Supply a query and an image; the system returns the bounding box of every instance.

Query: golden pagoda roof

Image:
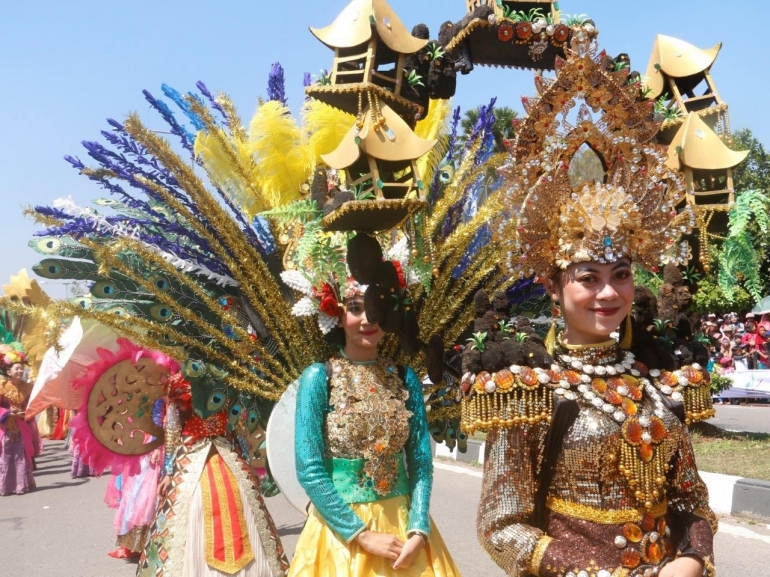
[645,35,722,99]
[322,104,436,169]
[665,113,748,172]
[310,0,427,54]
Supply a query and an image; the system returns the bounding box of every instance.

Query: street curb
[432,440,770,520]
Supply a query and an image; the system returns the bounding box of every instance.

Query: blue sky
[1,0,767,297]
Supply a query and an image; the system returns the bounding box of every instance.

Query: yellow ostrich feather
[248,100,313,209]
[194,129,263,219]
[1,269,53,376]
[415,99,452,183]
[302,99,355,162]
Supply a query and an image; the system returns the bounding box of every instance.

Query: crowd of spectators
[701,311,770,372]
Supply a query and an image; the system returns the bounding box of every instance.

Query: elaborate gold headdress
[494,40,695,278]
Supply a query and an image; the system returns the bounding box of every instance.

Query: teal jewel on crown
[604,234,613,247]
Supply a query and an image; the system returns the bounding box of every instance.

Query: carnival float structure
[644,34,749,270]
[13,0,741,469]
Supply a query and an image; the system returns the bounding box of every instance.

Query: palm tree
[456,105,518,155]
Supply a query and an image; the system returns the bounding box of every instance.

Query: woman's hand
[157,474,171,497]
[355,530,403,561]
[659,556,704,577]
[392,534,425,569]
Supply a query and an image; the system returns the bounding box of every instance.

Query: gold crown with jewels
[493,38,695,278]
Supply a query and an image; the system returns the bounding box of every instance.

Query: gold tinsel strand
[89,238,292,385]
[122,116,319,372]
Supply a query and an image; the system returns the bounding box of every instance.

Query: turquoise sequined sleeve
[403,366,433,537]
[295,363,366,543]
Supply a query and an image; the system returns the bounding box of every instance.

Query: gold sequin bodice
[552,393,685,509]
[0,378,31,411]
[324,357,411,462]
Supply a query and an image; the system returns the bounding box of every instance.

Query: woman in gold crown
[461,44,716,577]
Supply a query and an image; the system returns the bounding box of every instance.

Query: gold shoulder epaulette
[460,366,555,433]
[648,364,715,424]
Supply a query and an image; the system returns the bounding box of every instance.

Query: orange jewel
[659,371,679,387]
[633,361,649,375]
[646,542,663,564]
[563,369,582,385]
[520,366,539,387]
[657,518,667,535]
[682,366,703,384]
[622,523,644,543]
[621,397,638,415]
[608,377,624,390]
[495,369,515,392]
[625,384,643,401]
[474,371,491,393]
[639,442,654,462]
[624,419,643,444]
[621,548,641,568]
[546,369,561,383]
[592,377,608,393]
[649,417,668,443]
[641,513,656,532]
[605,388,623,405]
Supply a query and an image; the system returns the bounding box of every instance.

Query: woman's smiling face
[340,296,384,354]
[543,258,634,345]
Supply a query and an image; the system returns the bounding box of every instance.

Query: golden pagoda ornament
[306,0,428,124]
[320,103,435,232]
[306,0,441,232]
[645,35,727,138]
[645,34,748,270]
[665,113,748,269]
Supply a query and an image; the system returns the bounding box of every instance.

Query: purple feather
[267,62,287,106]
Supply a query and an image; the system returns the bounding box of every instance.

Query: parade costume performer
[137,372,289,577]
[106,446,165,559]
[14,1,555,573]
[284,235,460,577]
[0,347,38,495]
[460,37,717,577]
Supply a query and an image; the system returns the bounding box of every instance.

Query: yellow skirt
[288,495,461,577]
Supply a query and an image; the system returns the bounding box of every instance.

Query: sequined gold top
[295,357,434,543]
[464,342,716,577]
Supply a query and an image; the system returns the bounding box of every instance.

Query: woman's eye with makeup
[615,270,632,281]
[577,275,595,284]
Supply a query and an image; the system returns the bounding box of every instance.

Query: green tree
[731,128,770,194]
[457,105,518,153]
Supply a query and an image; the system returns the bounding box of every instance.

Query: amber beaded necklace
[553,338,671,510]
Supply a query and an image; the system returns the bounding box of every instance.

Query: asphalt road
[711,404,770,434]
[2,441,769,577]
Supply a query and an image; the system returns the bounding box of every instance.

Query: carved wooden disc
[87,358,168,456]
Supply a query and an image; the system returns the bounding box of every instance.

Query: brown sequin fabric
[325,357,411,496]
[476,343,716,577]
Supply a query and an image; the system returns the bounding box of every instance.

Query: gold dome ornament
[493,38,696,278]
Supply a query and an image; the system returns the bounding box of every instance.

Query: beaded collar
[552,339,671,428]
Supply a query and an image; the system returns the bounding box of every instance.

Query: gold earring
[544,302,560,356]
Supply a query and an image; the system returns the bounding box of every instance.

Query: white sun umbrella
[26,316,120,418]
[752,296,770,316]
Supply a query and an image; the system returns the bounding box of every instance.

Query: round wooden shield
[87,358,168,456]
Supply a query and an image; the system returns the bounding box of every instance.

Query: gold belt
[546,496,668,524]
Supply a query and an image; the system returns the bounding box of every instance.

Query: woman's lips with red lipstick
[359,328,379,336]
[591,307,620,316]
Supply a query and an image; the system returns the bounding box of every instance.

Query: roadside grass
[689,422,770,481]
[463,423,770,480]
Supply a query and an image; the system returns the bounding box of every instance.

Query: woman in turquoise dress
[288,276,460,577]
